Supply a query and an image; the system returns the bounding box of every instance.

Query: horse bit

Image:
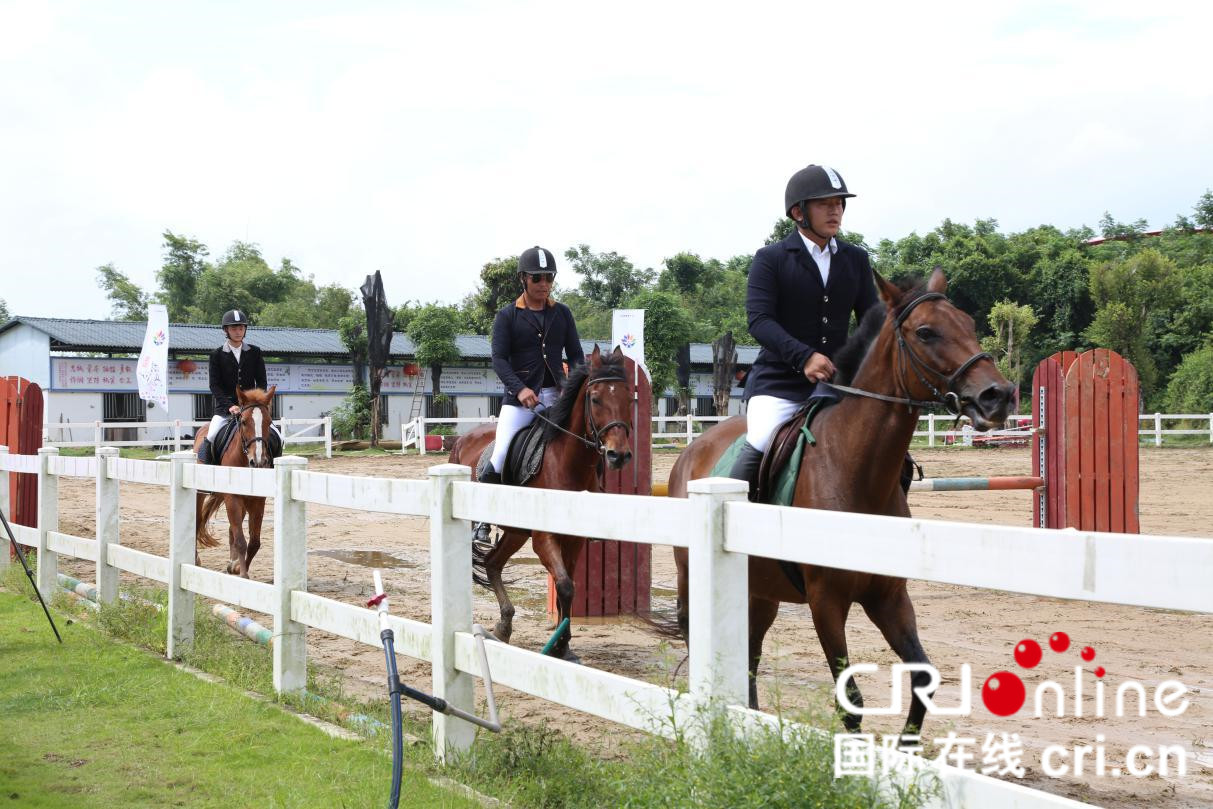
[826,292,994,416]
[235,404,272,462]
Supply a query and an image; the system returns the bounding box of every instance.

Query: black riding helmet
[518,246,557,279]
[221,309,248,328]
[784,165,856,238]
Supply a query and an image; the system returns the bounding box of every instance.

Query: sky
[2,0,1211,321]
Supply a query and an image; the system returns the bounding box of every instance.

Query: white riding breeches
[490,387,559,473]
[745,395,804,453]
[206,414,227,438]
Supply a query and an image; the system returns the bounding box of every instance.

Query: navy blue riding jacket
[208,342,268,416]
[743,230,878,401]
[491,295,585,407]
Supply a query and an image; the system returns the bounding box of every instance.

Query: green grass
[0,585,474,808]
[2,561,933,809]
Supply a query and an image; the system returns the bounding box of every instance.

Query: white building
[0,316,754,442]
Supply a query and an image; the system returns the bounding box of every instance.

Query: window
[103,393,145,422]
[378,395,389,426]
[487,395,503,417]
[193,394,212,421]
[662,395,680,417]
[694,395,715,416]
[426,394,457,419]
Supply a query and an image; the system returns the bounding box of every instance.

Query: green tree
[979,300,1039,387]
[466,256,521,332]
[338,313,368,387]
[96,263,148,321]
[156,231,210,321]
[330,384,372,440]
[1162,342,1213,413]
[564,244,654,309]
[406,305,463,397]
[0,298,8,322]
[258,282,354,328]
[625,289,693,405]
[559,290,612,341]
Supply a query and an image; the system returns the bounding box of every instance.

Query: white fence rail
[403,411,1213,451]
[2,441,1209,808]
[44,417,332,457]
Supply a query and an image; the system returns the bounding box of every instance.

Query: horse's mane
[239,387,273,407]
[542,354,626,441]
[832,277,927,386]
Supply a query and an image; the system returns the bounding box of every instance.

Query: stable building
[0,316,755,440]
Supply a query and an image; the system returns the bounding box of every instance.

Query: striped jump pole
[909,476,1043,492]
[212,603,274,647]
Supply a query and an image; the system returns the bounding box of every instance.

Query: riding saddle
[475,423,549,488]
[200,416,283,465]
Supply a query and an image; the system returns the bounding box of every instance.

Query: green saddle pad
[710,402,822,506]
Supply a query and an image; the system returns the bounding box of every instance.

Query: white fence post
[95,447,120,605]
[273,455,309,695]
[36,447,59,598]
[173,420,182,454]
[419,417,428,456]
[324,417,332,459]
[429,463,474,760]
[166,450,196,659]
[1154,412,1162,447]
[686,412,694,445]
[1209,413,1213,445]
[94,420,102,452]
[928,414,936,448]
[686,478,750,715]
[0,446,8,576]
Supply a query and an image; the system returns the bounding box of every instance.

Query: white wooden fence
[44,417,332,457]
[2,443,1210,808]
[402,412,1213,451]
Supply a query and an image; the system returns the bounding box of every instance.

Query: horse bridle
[826,292,994,416]
[235,404,272,464]
[531,374,631,455]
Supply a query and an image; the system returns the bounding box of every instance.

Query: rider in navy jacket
[491,293,584,408]
[743,232,877,402]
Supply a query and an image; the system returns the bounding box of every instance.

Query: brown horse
[192,386,277,578]
[449,345,635,660]
[668,268,1014,736]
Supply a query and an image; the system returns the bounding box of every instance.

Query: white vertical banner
[611,308,648,379]
[137,304,170,411]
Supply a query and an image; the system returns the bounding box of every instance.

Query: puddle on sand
[309,549,414,569]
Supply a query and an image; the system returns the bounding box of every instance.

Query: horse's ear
[874,270,901,308]
[611,345,624,361]
[236,386,246,404]
[927,265,948,294]
[266,384,277,399]
[590,344,602,368]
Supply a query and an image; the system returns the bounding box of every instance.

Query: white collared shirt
[225,341,243,364]
[798,232,838,286]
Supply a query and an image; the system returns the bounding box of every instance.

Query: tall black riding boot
[728,442,765,502]
[900,453,922,495]
[473,466,503,543]
[196,439,211,465]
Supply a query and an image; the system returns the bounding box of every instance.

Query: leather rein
[825,292,994,416]
[531,373,632,455]
[235,404,273,464]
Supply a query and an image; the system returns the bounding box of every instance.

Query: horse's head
[876,267,1015,430]
[235,385,276,468]
[584,345,634,469]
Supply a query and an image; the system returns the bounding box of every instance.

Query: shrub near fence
[3,444,1212,808]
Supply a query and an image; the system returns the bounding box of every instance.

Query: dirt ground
[53,445,1213,808]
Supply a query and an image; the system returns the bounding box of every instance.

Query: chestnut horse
[449,346,635,660]
[668,269,1015,736]
[192,386,277,578]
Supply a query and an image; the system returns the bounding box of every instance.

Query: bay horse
[449,345,635,660]
[667,268,1015,737]
[192,386,277,578]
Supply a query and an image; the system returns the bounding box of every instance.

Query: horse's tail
[195,492,224,548]
[470,530,495,588]
[636,609,685,640]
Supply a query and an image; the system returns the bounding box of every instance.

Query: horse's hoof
[492,622,512,645]
[559,649,581,664]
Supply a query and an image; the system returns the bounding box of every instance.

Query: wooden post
[95,447,120,605]
[273,455,309,695]
[166,451,196,659]
[1154,413,1162,447]
[686,477,749,712]
[36,447,58,598]
[428,463,474,759]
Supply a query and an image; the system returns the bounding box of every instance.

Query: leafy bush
[330,384,372,439]
[1163,342,1213,413]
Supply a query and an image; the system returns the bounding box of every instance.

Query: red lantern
[403,363,420,376]
[178,359,198,374]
